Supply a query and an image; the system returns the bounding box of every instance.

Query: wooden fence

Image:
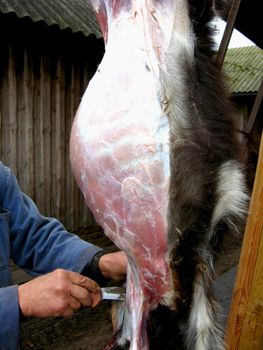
[0,14,104,232]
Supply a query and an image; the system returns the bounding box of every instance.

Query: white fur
[188,274,224,350]
[211,160,249,234]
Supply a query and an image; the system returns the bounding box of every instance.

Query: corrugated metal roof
[223,46,263,94]
[0,0,101,38]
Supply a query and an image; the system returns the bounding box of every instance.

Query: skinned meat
[70,2,179,348]
[70,1,249,349]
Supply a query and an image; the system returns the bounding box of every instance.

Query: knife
[101,286,126,301]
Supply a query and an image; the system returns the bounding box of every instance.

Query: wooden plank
[216,0,241,67]
[239,236,263,349]
[65,62,82,231]
[79,63,94,228]
[1,45,18,172]
[51,55,66,224]
[17,48,34,196]
[244,78,263,135]
[225,131,263,349]
[34,52,52,215]
[64,62,74,230]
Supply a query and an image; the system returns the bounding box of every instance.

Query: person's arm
[0,285,20,349]
[18,270,101,318]
[1,163,103,276]
[0,163,127,348]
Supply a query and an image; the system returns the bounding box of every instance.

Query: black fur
[145,0,248,349]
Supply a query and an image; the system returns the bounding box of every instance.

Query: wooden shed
[0,0,104,233]
[1,1,261,237]
[0,0,261,349]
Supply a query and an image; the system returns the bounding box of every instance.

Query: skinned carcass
[70,0,249,349]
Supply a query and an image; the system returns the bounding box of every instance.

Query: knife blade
[101,286,126,301]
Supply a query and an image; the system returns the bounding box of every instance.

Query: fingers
[68,271,102,308]
[91,292,101,308]
[70,284,93,306]
[68,296,82,311]
[18,269,102,318]
[68,271,100,293]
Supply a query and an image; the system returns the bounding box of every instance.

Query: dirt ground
[19,227,243,350]
[20,302,113,350]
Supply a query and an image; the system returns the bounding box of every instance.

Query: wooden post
[225,131,263,350]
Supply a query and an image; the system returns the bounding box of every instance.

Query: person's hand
[98,251,128,282]
[18,269,101,318]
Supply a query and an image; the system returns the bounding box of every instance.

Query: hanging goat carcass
[70,0,249,349]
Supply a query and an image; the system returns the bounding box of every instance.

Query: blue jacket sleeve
[0,285,20,350]
[1,162,104,276]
